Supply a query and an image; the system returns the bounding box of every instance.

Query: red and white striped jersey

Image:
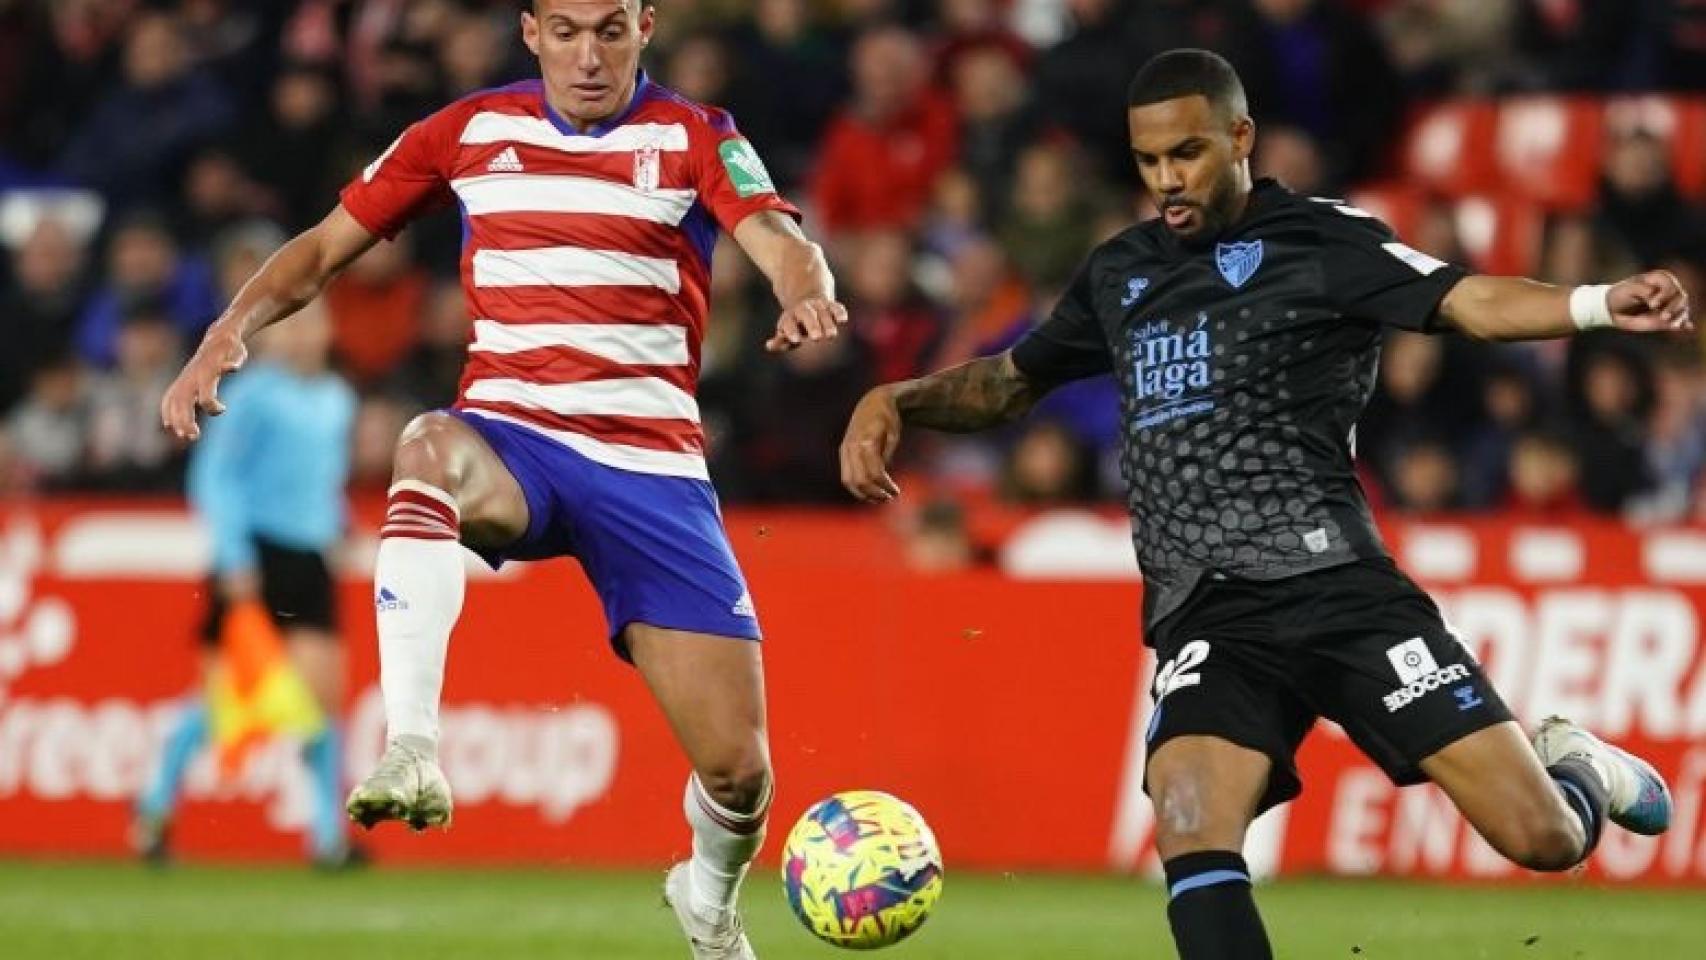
[340,74,798,480]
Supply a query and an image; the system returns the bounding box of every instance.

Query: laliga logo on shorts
[1382,637,1468,713]
[0,517,75,701]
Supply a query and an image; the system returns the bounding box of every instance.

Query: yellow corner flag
[206,599,325,780]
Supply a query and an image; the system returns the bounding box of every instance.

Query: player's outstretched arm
[840,351,1041,503]
[731,210,849,352]
[1438,269,1693,341]
[161,206,378,441]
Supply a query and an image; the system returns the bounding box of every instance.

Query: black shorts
[1143,557,1512,817]
[199,538,338,645]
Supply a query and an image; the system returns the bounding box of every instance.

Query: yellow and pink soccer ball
[781,790,944,950]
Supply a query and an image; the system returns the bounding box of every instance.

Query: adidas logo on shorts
[487,146,524,173]
[731,592,756,618]
[376,586,409,612]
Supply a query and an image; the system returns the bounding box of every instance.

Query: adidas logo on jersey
[487,146,524,173]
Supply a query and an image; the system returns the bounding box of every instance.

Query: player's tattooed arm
[891,351,1041,432]
[841,351,1040,502]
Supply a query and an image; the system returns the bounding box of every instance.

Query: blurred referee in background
[133,295,357,869]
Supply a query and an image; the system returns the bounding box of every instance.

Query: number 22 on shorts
[1154,640,1210,701]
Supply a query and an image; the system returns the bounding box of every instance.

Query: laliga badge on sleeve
[719,138,777,198]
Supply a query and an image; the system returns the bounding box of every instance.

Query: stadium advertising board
[1,502,1702,885]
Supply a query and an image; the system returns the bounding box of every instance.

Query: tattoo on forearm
[892,355,1039,432]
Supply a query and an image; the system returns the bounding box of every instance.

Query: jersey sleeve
[1317,202,1470,332]
[693,109,801,233]
[339,108,460,239]
[1010,259,1114,387]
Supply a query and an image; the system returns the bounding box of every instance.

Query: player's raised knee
[1481,807,1585,872]
[694,759,772,816]
[392,413,469,489]
[1512,818,1586,872]
[1150,775,1247,858]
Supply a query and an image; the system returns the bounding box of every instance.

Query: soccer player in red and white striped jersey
[162,3,845,955]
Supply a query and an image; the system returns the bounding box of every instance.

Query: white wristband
[1569,284,1614,330]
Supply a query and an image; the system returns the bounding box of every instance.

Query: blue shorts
[452,410,761,658]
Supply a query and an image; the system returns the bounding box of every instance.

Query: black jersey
[1011,179,1469,630]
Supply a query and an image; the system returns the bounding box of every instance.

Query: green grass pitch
[2,861,1698,959]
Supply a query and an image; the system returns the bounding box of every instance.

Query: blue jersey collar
[541,69,653,137]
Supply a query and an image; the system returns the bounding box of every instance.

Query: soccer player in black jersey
[842,49,1691,960]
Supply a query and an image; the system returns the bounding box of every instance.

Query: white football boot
[345,734,453,831]
[1532,715,1672,836]
[663,862,757,960]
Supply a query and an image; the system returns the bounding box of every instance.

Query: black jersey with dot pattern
[1011,179,1469,631]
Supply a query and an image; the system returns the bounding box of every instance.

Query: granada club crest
[1215,240,1264,289]
[633,142,661,193]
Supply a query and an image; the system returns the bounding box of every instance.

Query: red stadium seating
[1345,186,1543,276]
[1452,194,1544,276]
[1387,95,1705,275]
[1603,95,1706,200]
[1401,100,1500,197]
[1494,96,1604,211]
[1346,183,1426,241]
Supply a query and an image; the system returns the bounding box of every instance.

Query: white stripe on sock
[683,774,768,920]
[387,479,462,516]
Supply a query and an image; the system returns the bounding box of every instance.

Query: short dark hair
[1127,49,1247,120]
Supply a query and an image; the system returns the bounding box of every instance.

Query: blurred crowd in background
[1,0,1704,536]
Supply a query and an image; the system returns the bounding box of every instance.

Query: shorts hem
[448,409,556,568]
[1396,706,1516,787]
[608,613,763,663]
[1143,726,1303,815]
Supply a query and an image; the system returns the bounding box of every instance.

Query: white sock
[684,773,770,920]
[375,481,466,746]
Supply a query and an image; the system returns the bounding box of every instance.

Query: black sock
[1163,851,1273,960]
[1549,755,1609,861]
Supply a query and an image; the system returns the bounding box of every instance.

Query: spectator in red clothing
[811,25,958,236]
[1386,438,1461,514]
[846,229,944,383]
[323,232,428,387]
[931,0,1033,88]
[1503,430,1589,519]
